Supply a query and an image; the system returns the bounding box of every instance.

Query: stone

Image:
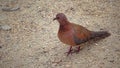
[0,25,11,31]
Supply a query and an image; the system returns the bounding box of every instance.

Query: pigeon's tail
[91,31,111,39]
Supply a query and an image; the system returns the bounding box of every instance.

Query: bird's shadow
[81,35,110,51]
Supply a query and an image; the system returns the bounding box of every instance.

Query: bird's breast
[58,28,76,46]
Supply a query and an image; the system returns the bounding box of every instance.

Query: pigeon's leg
[66,46,72,56]
[74,46,81,53]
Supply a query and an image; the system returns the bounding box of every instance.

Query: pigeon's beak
[53,17,57,21]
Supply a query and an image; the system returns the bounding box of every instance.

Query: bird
[53,13,110,56]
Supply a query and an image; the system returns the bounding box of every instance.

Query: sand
[0,0,120,68]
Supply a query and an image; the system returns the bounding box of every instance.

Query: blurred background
[0,0,120,68]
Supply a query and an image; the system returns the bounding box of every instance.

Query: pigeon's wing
[71,23,92,45]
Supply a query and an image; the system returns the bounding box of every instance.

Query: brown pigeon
[53,13,110,56]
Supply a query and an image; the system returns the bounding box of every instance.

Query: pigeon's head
[53,13,68,22]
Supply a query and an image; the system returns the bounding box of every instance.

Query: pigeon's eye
[57,17,59,19]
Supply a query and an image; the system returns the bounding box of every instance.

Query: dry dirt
[0,0,120,68]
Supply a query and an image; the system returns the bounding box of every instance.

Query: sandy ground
[0,0,120,68]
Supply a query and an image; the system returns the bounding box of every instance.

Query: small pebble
[2,6,20,12]
[109,60,114,63]
[0,25,11,31]
[95,43,98,45]
[0,46,2,48]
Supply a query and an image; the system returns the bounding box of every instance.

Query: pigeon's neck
[59,21,71,31]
